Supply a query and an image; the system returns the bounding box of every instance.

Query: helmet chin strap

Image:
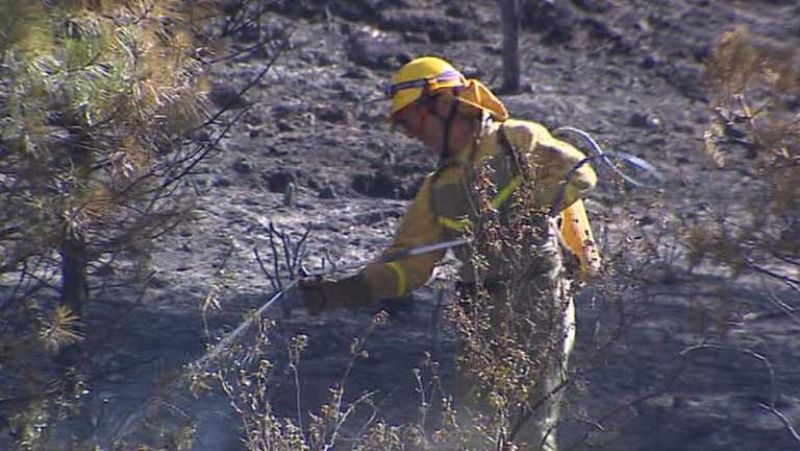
[439,91,462,164]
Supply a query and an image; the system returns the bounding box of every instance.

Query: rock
[213,176,231,188]
[314,104,351,124]
[344,25,405,70]
[582,17,623,44]
[431,20,485,44]
[542,27,575,46]
[341,66,373,80]
[354,209,402,225]
[244,111,263,126]
[378,10,484,44]
[263,170,297,193]
[272,103,301,119]
[572,0,616,14]
[327,0,385,22]
[276,120,295,132]
[264,0,398,22]
[351,170,406,199]
[445,3,478,20]
[460,64,484,80]
[263,0,320,19]
[208,83,248,110]
[235,23,259,43]
[638,215,656,226]
[148,275,169,289]
[629,112,662,130]
[521,0,575,44]
[691,44,713,63]
[401,31,430,44]
[395,51,413,65]
[641,53,661,69]
[300,49,335,66]
[304,174,321,190]
[659,64,707,102]
[231,157,253,174]
[262,145,288,157]
[318,186,337,199]
[192,129,211,143]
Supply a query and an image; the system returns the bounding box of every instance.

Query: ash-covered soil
[5,1,800,450]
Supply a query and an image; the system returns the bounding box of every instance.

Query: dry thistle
[702,125,726,168]
[700,25,799,284]
[38,304,84,353]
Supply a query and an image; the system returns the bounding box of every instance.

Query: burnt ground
[3,1,800,450]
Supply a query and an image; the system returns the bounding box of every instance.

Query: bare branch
[759,403,800,445]
[253,247,278,291]
[267,222,283,290]
[746,259,800,285]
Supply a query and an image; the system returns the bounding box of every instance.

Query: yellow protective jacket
[361,118,600,302]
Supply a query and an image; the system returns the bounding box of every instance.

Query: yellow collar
[439,113,501,169]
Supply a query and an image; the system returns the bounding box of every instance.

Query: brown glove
[299,274,372,315]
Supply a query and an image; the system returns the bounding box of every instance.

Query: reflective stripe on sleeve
[386,262,407,297]
[437,216,469,231]
[435,175,524,231]
[490,175,522,209]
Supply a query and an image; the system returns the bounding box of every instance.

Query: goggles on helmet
[384,69,464,99]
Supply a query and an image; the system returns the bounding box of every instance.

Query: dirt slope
[155,1,800,449]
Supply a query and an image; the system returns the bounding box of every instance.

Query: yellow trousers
[454,222,575,451]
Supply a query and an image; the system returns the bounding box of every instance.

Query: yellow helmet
[386,56,509,122]
[386,56,466,117]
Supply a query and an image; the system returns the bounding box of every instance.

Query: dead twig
[253,247,277,290]
[759,402,800,445]
[253,222,312,317]
[747,259,800,286]
[764,286,800,327]
[680,344,777,405]
[429,284,449,361]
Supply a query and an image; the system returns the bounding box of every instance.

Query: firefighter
[300,56,600,450]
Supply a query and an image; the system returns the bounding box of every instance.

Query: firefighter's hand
[298,278,331,315]
[299,275,371,315]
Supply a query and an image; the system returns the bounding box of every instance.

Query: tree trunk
[62,135,92,317]
[61,229,88,316]
[59,227,88,366]
[500,0,521,93]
